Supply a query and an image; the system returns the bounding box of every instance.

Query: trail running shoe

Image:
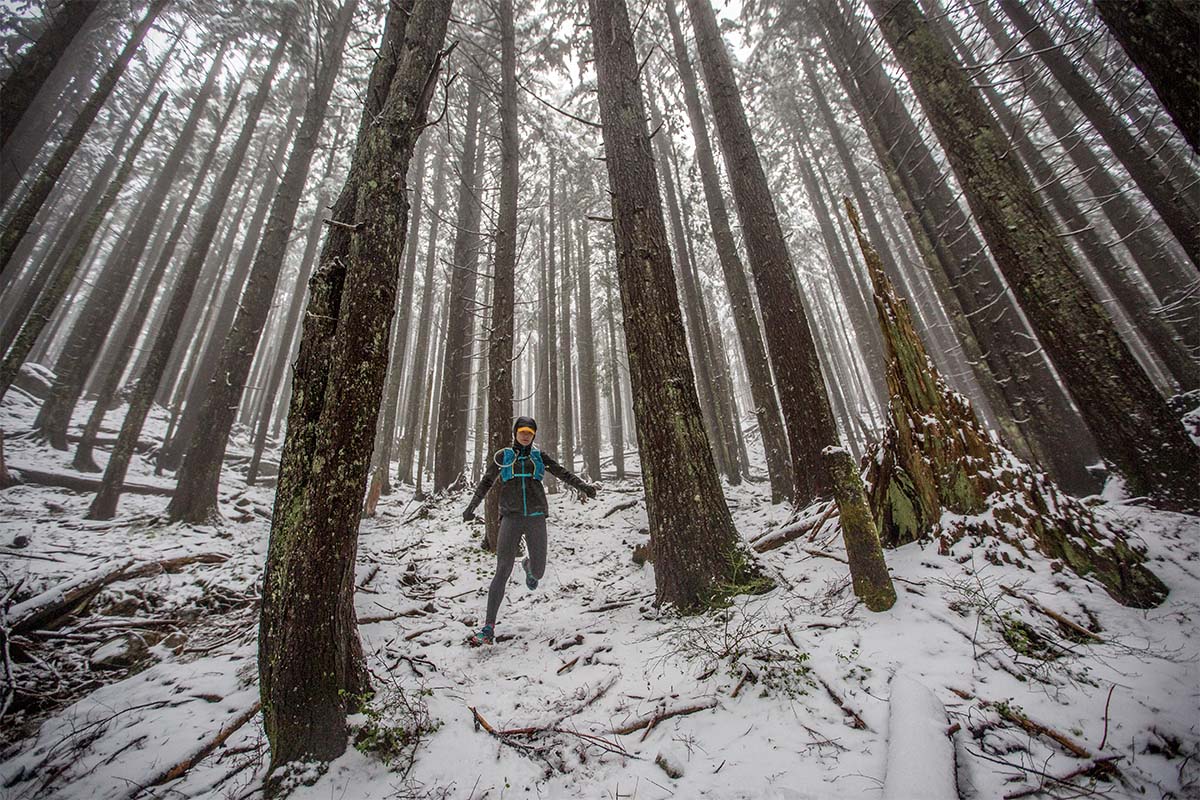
[468,624,494,647]
[521,557,538,590]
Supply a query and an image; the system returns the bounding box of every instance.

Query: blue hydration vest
[497,447,545,516]
[498,447,545,481]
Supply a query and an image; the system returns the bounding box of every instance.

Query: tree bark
[259,0,450,778]
[823,447,895,612]
[558,171,576,472]
[0,0,165,282]
[589,0,766,610]
[603,272,625,479]
[866,0,1200,511]
[1093,0,1199,152]
[685,0,838,506]
[575,213,602,481]
[483,0,520,550]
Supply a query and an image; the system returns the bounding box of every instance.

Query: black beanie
[513,416,538,437]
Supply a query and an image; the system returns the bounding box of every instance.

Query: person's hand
[584,483,598,499]
[462,508,476,523]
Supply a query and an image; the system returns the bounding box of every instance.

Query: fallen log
[9,559,134,635]
[751,501,837,553]
[124,553,228,579]
[1000,585,1105,643]
[4,465,173,497]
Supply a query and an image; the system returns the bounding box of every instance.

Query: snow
[882,676,956,800]
[2,391,1199,799]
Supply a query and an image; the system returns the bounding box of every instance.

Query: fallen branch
[801,547,849,564]
[602,499,639,518]
[813,673,869,731]
[609,698,719,740]
[5,465,172,496]
[1000,585,1105,643]
[469,706,631,760]
[999,755,1123,799]
[991,701,1092,759]
[130,701,262,798]
[10,559,134,635]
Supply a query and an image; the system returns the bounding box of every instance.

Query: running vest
[497,447,545,481]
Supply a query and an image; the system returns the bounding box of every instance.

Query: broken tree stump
[843,198,1166,609]
[823,446,896,611]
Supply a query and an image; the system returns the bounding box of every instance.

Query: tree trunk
[86,28,293,519]
[259,0,450,779]
[823,447,895,612]
[558,172,576,472]
[575,213,602,481]
[0,0,101,149]
[664,0,791,500]
[432,74,484,492]
[997,0,1200,268]
[0,0,166,282]
[396,150,446,485]
[603,272,625,479]
[866,0,1200,511]
[483,0,520,551]
[159,103,302,473]
[544,155,560,492]
[685,0,838,506]
[589,0,767,610]
[975,4,1200,363]
[33,43,232,451]
[1093,0,1199,152]
[846,198,1166,609]
[168,1,358,521]
[816,3,1103,496]
[0,33,178,359]
[647,93,728,480]
[0,92,166,401]
[371,133,426,496]
[929,2,1199,393]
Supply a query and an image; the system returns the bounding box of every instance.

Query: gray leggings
[486,514,547,625]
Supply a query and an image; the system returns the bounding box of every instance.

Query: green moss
[704,546,775,610]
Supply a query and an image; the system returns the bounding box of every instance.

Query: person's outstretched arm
[541,452,597,499]
[464,455,502,520]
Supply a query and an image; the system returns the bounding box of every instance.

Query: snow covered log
[8,559,134,635]
[4,463,174,496]
[883,676,958,800]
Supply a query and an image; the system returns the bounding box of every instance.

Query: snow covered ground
[2,387,1198,800]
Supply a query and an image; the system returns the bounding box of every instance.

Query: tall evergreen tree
[588,0,765,609]
[258,0,451,778]
[864,0,1200,511]
[684,0,838,506]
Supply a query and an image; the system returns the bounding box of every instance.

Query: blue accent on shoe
[521,557,538,590]
[469,624,495,646]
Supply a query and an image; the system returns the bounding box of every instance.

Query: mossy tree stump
[844,199,1167,609]
[823,446,896,611]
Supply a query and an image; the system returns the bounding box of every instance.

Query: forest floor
[1,385,1198,800]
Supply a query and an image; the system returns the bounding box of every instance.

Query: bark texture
[259,0,450,779]
[589,0,765,611]
[1094,0,1199,152]
[822,447,895,612]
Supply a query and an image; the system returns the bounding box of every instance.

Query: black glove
[463,508,476,523]
[584,483,598,499]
